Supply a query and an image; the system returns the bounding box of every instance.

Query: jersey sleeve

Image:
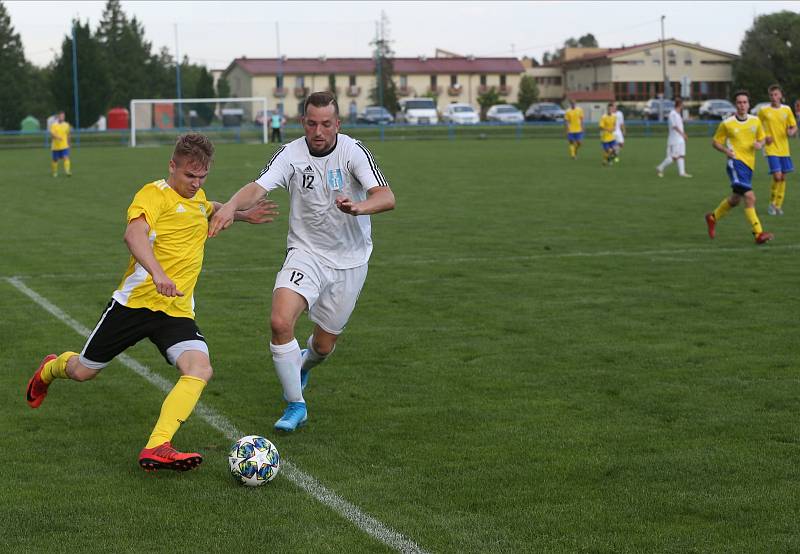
[127,185,165,228]
[788,107,797,128]
[756,119,766,141]
[255,145,293,192]
[712,122,727,145]
[349,141,389,190]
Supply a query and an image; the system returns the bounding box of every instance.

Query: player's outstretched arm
[712,140,735,159]
[124,215,183,297]
[335,186,395,216]
[208,182,266,237]
[210,198,279,225]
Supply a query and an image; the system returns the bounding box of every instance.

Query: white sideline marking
[5,243,799,282]
[7,276,428,554]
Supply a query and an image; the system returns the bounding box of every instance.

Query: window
[430,75,437,87]
[700,81,709,95]
[480,74,487,86]
[399,75,408,88]
[668,59,676,65]
[500,74,507,86]
[684,59,693,65]
[276,75,284,88]
[553,76,562,85]
[653,58,661,65]
[295,75,305,87]
[700,60,731,65]
[349,75,356,86]
[450,74,457,86]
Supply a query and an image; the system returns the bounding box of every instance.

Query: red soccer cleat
[705,212,716,239]
[138,442,203,472]
[26,354,57,408]
[755,231,774,245]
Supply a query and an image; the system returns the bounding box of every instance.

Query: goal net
[129,97,269,147]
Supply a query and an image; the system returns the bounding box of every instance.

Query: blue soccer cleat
[274,401,308,432]
[299,348,311,391]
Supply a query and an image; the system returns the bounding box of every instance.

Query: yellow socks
[64,158,71,175]
[568,143,576,158]
[40,351,77,384]
[145,375,207,448]
[51,160,58,176]
[713,198,732,221]
[775,180,786,208]
[743,207,763,236]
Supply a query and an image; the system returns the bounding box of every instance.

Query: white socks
[301,335,333,372]
[658,157,673,172]
[677,158,686,175]
[271,339,303,403]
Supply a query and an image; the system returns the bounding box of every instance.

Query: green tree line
[0,0,225,130]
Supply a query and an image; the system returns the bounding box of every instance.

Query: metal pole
[71,23,80,145]
[276,21,283,117]
[376,20,384,110]
[175,23,183,128]
[661,15,670,104]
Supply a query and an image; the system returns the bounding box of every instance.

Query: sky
[6,1,799,69]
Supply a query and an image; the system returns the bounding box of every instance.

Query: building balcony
[398,85,415,96]
[273,87,288,98]
[427,85,442,96]
[294,87,309,98]
[477,84,492,95]
[498,84,512,96]
[447,84,463,96]
[346,85,361,97]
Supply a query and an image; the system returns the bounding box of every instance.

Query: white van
[399,97,439,125]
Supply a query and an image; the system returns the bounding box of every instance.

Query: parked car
[750,102,770,116]
[642,99,675,120]
[398,97,439,124]
[525,102,566,122]
[357,106,393,124]
[485,104,525,123]
[699,99,736,119]
[442,103,480,124]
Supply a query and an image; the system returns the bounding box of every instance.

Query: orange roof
[228,57,524,75]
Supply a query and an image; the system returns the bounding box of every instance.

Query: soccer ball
[228,435,280,487]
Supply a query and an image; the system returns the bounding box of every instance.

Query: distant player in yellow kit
[564,100,584,159]
[599,103,617,166]
[25,133,278,471]
[757,84,798,215]
[50,111,71,177]
[705,91,773,244]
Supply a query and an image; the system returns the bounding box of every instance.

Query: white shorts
[274,248,368,335]
[667,142,686,158]
[613,131,624,144]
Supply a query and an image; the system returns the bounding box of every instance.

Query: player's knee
[188,364,213,382]
[270,313,294,339]
[312,339,336,357]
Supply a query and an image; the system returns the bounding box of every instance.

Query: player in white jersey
[612,103,625,161]
[656,97,692,178]
[209,91,396,432]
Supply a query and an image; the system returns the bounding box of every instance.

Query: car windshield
[496,106,518,113]
[453,106,474,113]
[366,108,387,115]
[711,101,733,108]
[540,105,561,111]
[405,100,435,110]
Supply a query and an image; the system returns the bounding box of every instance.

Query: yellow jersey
[50,122,70,151]
[599,114,616,143]
[713,115,766,171]
[112,179,214,319]
[565,107,584,133]
[758,104,797,157]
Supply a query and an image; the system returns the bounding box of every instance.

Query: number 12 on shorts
[289,271,304,286]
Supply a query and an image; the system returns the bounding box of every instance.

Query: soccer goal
[129,97,269,147]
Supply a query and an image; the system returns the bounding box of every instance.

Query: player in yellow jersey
[705,91,773,244]
[49,111,71,177]
[599,103,617,166]
[25,133,278,471]
[758,84,797,215]
[564,100,584,159]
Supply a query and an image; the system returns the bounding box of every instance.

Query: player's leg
[63,153,71,176]
[774,158,793,214]
[677,156,691,178]
[50,150,59,177]
[741,189,771,243]
[657,144,673,176]
[769,168,782,215]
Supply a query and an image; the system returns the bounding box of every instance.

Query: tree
[369,11,399,114]
[192,66,216,125]
[734,11,800,102]
[50,19,111,128]
[216,75,230,112]
[477,87,502,120]
[544,33,599,65]
[0,1,30,129]
[516,75,539,112]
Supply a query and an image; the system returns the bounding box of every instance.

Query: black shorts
[80,300,207,369]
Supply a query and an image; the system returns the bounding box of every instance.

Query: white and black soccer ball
[228,435,280,487]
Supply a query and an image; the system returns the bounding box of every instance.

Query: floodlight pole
[661,15,670,100]
[71,22,80,145]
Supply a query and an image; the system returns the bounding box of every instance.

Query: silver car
[486,104,524,123]
[699,99,735,119]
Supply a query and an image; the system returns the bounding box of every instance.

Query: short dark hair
[768,83,783,94]
[304,91,339,116]
[172,133,214,168]
[733,90,750,102]
[674,97,683,107]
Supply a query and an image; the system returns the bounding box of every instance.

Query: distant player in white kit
[612,102,625,162]
[656,97,692,178]
[208,91,396,432]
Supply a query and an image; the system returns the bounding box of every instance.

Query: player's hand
[152,272,184,297]
[239,198,279,224]
[208,203,237,237]
[726,148,737,159]
[335,196,361,216]
[765,136,774,145]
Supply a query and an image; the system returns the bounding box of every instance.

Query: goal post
[129,97,269,147]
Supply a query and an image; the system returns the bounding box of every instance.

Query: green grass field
[2,135,799,553]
